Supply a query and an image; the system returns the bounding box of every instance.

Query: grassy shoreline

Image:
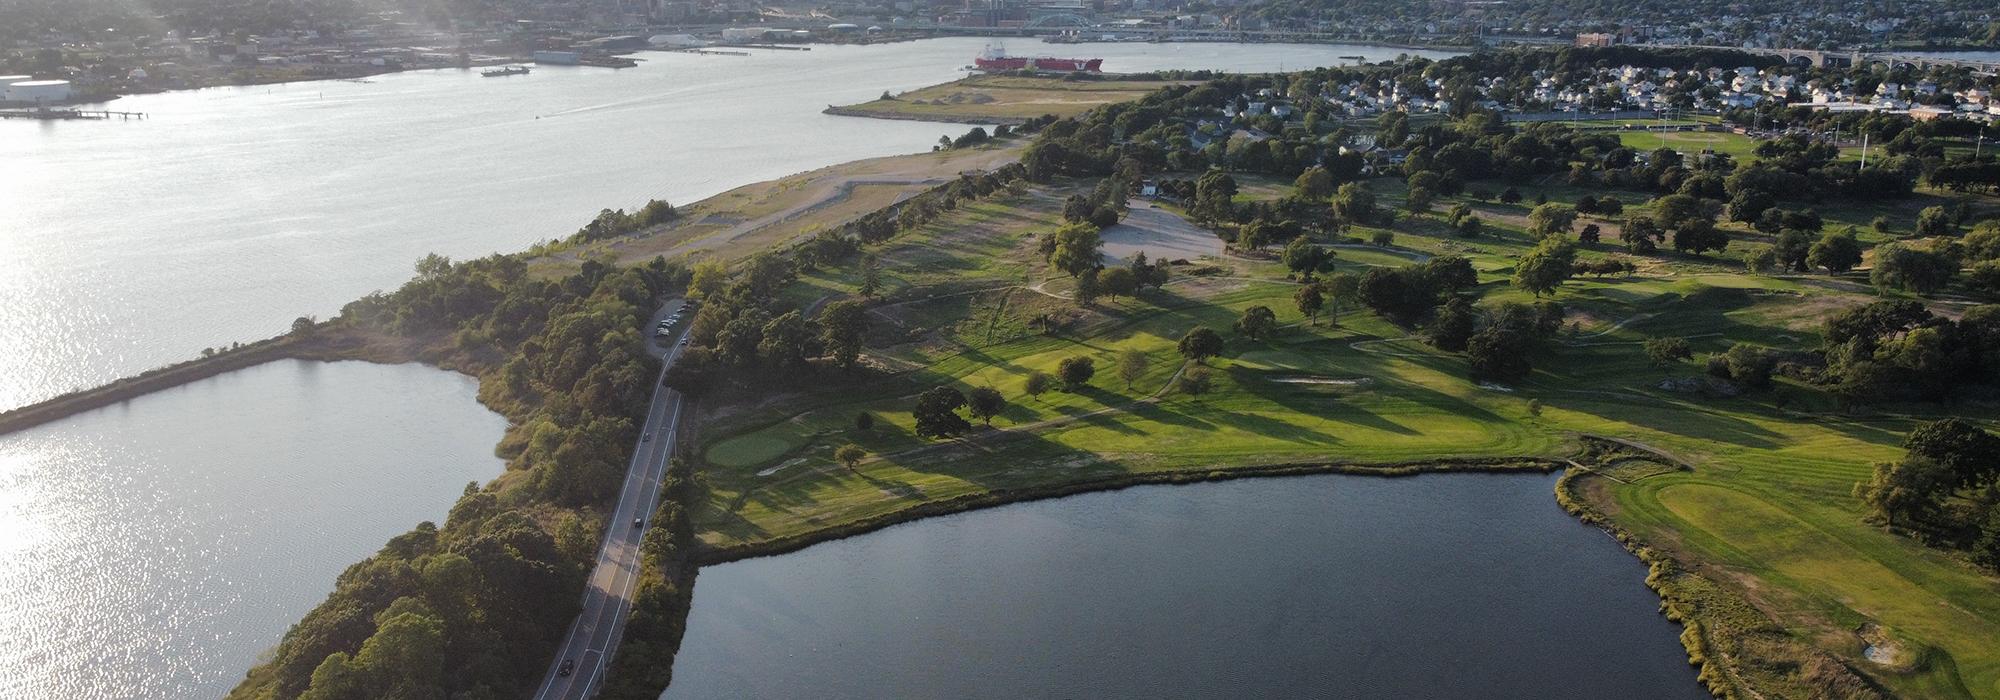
[695,455,1565,565]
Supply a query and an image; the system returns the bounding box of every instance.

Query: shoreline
[693,456,1564,565]
[0,337,301,436]
[822,104,1024,125]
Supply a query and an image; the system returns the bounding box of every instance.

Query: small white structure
[648,34,707,49]
[721,27,771,43]
[6,79,73,105]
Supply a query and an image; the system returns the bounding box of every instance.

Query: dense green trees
[1058,356,1097,389]
[1046,222,1105,278]
[966,386,1006,425]
[1644,336,1693,370]
[912,386,971,438]
[1178,327,1225,362]
[1234,305,1279,340]
[1513,237,1577,297]
[1860,420,2000,571]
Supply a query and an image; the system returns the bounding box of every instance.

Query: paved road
[532,299,691,700]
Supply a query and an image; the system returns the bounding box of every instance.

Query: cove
[0,360,508,698]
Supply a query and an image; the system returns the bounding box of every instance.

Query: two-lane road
[533,299,692,700]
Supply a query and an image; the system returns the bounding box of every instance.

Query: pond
[665,471,1707,699]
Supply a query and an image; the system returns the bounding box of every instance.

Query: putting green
[706,432,800,469]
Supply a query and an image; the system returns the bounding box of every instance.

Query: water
[0,360,508,699]
[0,38,1455,412]
[667,472,1706,699]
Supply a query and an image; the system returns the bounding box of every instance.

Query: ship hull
[973,57,1103,72]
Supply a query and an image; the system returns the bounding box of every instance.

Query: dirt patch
[1099,201,1223,263]
[1268,376,1374,386]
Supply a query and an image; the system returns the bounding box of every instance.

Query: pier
[0,108,148,120]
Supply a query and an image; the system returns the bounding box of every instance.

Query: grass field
[831,74,1185,122]
[682,169,2000,698]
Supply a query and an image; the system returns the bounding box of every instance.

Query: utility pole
[1860,131,1868,169]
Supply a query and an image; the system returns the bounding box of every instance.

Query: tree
[1047,222,1104,277]
[854,412,875,431]
[1527,203,1577,238]
[818,300,869,369]
[1744,247,1777,274]
[1281,237,1330,278]
[1332,182,1377,226]
[1324,273,1359,326]
[1074,268,1102,306]
[1513,237,1577,297]
[1871,243,1958,295]
[1099,266,1139,297]
[966,386,1006,425]
[1195,171,1239,221]
[1652,194,1710,231]
[1058,356,1096,390]
[1807,230,1863,274]
[859,255,882,297]
[1235,305,1279,341]
[1578,224,1601,244]
[662,347,719,397]
[1499,187,1522,205]
[1294,165,1334,199]
[911,386,970,438]
[1466,326,1532,382]
[1427,297,1478,352]
[1860,457,1950,528]
[835,444,867,470]
[1425,255,1479,294]
[1621,217,1661,254]
[757,311,814,371]
[1294,284,1325,326]
[1024,371,1054,398]
[1670,219,1730,256]
[1916,205,1955,238]
[1405,186,1436,213]
[1644,336,1692,370]
[688,259,728,300]
[1178,326,1225,362]
[1774,229,1814,272]
[290,316,317,337]
[1117,349,1150,388]
[1718,343,1776,389]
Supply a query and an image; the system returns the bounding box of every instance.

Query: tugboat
[971,45,1102,73]
[482,65,531,77]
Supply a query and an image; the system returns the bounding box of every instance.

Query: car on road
[678,337,689,346]
[558,659,575,677]
[633,517,644,528]
[643,433,652,442]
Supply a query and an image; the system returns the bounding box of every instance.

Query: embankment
[0,336,299,436]
[696,456,1564,565]
[822,105,1025,125]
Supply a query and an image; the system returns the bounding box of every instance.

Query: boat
[972,45,1102,73]
[482,65,531,77]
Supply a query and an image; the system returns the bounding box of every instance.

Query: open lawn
[683,168,2000,698]
[830,74,1186,122]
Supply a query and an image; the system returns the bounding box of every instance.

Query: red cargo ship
[972,46,1103,73]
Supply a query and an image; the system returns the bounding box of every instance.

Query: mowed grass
[836,75,1182,121]
[686,172,2000,697]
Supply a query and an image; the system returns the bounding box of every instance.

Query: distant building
[5,79,73,105]
[1575,33,1617,47]
[532,50,582,65]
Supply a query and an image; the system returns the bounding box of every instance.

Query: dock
[0,108,148,120]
